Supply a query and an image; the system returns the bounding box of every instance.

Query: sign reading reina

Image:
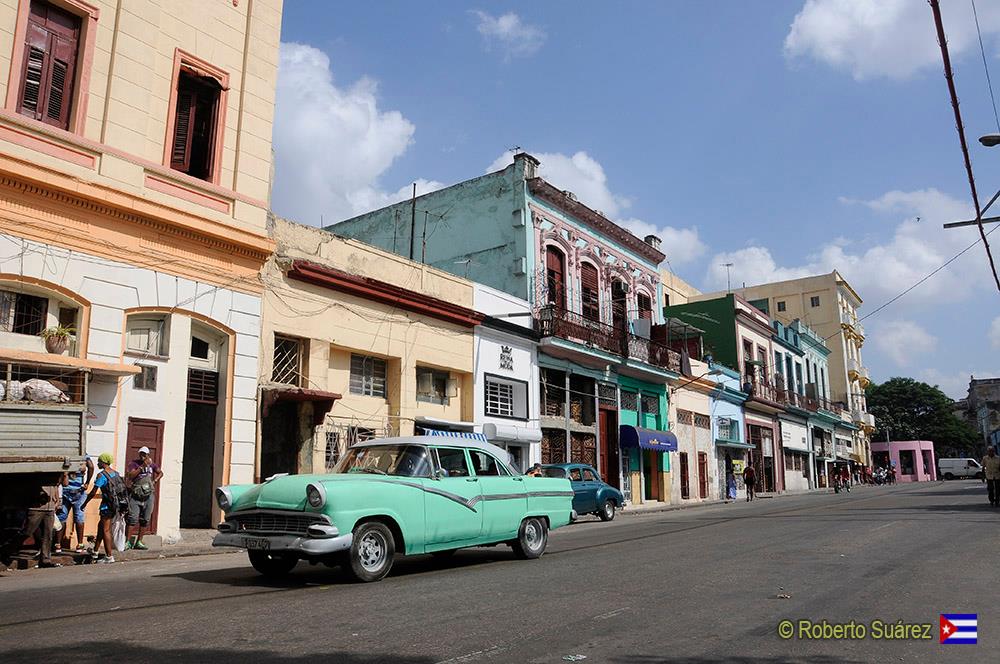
[499,345,514,371]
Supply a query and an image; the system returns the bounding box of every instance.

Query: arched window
[0,277,86,356]
[636,291,653,321]
[580,262,600,322]
[545,246,566,310]
[611,279,628,330]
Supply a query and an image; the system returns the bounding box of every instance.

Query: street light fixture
[979,134,1000,147]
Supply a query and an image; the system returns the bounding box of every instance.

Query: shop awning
[619,425,677,452]
[422,429,487,442]
[715,439,754,449]
[260,386,341,426]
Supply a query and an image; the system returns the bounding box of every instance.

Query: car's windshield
[334,445,431,477]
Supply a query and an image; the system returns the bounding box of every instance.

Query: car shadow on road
[155,548,520,587]
[0,644,435,664]
[608,656,864,664]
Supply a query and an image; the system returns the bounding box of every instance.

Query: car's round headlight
[215,487,233,512]
[306,482,326,509]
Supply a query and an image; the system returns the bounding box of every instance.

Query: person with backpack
[82,453,126,563]
[743,463,757,502]
[125,446,162,551]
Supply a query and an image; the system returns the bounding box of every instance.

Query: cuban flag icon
[940,614,977,644]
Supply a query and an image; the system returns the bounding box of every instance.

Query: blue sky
[273,0,1000,398]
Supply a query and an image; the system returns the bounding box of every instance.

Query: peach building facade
[0,0,283,541]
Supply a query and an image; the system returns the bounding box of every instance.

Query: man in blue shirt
[57,456,93,552]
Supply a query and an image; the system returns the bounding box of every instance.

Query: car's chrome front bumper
[213,525,353,557]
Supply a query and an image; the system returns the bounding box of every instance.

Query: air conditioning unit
[631,318,651,339]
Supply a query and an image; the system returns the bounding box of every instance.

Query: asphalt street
[0,481,996,664]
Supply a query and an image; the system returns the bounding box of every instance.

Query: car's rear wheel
[512,517,548,560]
[248,551,298,578]
[944,472,955,480]
[599,499,616,522]
[347,521,395,582]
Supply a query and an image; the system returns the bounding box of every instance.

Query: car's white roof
[353,435,513,464]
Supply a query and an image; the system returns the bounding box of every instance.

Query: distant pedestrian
[982,448,1000,507]
[82,453,126,563]
[888,465,896,485]
[743,464,757,502]
[125,446,162,550]
[57,456,93,552]
[840,466,851,493]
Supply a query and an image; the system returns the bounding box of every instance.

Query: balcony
[840,311,865,338]
[536,306,681,373]
[742,378,782,405]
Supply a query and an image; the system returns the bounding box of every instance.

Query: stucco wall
[328,160,530,299]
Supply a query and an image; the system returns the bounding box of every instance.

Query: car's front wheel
[598,499,616,522]
[347,521,395,582]
[512,517,548,560]
[944,472,955,480]
[248,551,298,578]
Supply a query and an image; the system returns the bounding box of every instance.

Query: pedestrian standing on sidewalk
[57,456,93,552]
[743,463,757,502]
[82,453,125,564]
[21,479,61,568]
[125,446,162,550]
[840,465,851,493]
[981,447,1000,507]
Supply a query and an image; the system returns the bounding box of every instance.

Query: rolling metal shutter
[0,407,83,457]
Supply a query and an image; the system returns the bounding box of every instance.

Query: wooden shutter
[637,292,652,320]
[580,263,599,321]
[171,83,197,171]
[17,3,80,130]
[546,247,565,310]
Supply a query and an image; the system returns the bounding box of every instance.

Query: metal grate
[597,382,617,407]
[677,409,694,426]
[541,429,566,464]
[570,432,597,465]
[187,368,218,404]
[620,390,638,411]
[272,335,304,386]
[228,510,326,536]
[640,394,659,417]
[485,379,514,417]
[349,353,386,398]
[693,413,711,430]
[0,290,48,336]
[2,363,84,404]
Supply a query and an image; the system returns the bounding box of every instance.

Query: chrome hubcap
[358,531,387,571]
[525,521,541,549]
[606,503,614,517]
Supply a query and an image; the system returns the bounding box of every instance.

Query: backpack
[131,474,154,499]
[101,471,129,516]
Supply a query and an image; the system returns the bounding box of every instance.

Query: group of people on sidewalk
[25,447,162,568]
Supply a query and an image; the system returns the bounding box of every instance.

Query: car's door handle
[513,477,523,481]
[466,478,479,482]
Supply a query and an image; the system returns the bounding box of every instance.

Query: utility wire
[971,0,1000,133]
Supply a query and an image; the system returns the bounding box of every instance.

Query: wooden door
[598,408,619,488]
[126,418,165,533]
[698,452,709,499]
[545,247,566,310]
[680,452,690,499]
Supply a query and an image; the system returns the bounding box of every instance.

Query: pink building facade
[870,440,937,482]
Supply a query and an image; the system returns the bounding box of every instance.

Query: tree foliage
[866,378,980,457]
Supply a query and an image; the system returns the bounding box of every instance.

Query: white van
[938,458,984,480]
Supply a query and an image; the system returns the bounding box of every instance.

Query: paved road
[1,482,996,663]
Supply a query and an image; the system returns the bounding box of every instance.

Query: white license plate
[242,536,271,551]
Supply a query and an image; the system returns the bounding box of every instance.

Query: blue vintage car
[542,463,625,521]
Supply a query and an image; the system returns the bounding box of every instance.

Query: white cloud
[991,316,1000,349]
[873,320,937,367]
[918,367,999,400]
[472,11,546,60]
[272,43,443,225]
[785,0,1000,80]
[705,188,994,307]
[488,151,704,265]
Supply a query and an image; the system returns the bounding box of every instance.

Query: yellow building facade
[0,0,283,540]
[258,218,479,478]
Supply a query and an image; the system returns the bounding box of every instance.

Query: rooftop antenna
[721,262,734,292]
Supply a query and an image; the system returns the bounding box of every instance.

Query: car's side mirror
[433,469,448,480]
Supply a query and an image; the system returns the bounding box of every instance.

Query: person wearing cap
[125,446,162,550]
[525,463,544,477]
[82,453,121,563]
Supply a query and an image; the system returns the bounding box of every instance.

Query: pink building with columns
[870,440,937,482]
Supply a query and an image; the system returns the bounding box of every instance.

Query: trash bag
[0,380,24,401]
[22,379,70,403]
[111,514,127,552]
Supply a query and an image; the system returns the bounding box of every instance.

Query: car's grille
[228,510,326,536]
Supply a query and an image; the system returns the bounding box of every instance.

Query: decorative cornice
[528,178,665,265]
[287,260,484,328]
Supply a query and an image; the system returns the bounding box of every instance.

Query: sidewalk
[620,485,844,517]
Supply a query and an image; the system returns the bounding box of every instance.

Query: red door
[125,418,164,533]
[599,408,619,488]
[680,452,690,499]
[698,452,709,499]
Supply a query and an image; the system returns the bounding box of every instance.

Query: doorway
[599,409,620,488]
[644,450,661,501]
[260,401,301,479]
[125,418,164,534]
[181,402,217,528]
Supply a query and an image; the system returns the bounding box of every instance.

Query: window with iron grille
[348,427,376,444]
[187,368,218,404]
[485,378,514,417]
[677,409,694,425]
[620,390,638,411]
[693,413,711,429]
[717,417,737,441]
[597,382,617,407]
[324,431,341,471]
[640,394,659,417]
[134,365,157,391]
[349,353,386,398]
[272,335,304,386]
[0,290,49,336]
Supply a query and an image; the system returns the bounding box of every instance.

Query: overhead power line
[971,0,1000,133]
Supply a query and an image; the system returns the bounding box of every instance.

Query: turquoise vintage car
[213,436,575,582]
